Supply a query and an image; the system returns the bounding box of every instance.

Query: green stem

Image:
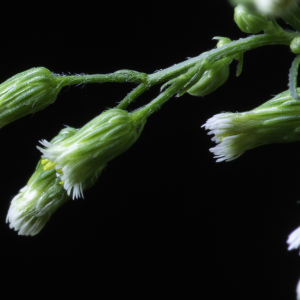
[206,31,298,63]
[131,79,188,126]
[130,30,300,123]
[279,2,300,32]
[55,70,148,88]
[54,30,300,113]
[149,32,299,85]
[116,83,148,110]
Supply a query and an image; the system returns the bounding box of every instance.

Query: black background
[2,1,300,298]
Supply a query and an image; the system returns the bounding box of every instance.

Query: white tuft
[6,201,37,236]
[287,226,300,252]
[63,177,84,200]
[254,0,296,14]
[297,279,300,300]
[6,186,49,236]
[210,135,243,162]
[39,139,52,148]
[72,183,84,200]
[202,113,243,162]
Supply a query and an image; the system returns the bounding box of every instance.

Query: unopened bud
[187,59,230,97]
[290,37,300,54]
[234,4,268,34]
[0,67,62,129]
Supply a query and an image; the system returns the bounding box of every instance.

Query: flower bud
[234,4,268,34]
[0,67,62,129]
[202,89,300,162]
[6,127,103,236]
[290,37,300,54]
[187,59,230,97]
[38,108,145,199]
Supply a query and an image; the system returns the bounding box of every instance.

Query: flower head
[203,89,300,162]
[6,127,83,236]
[38,108,145,199]
[6,163,69,236]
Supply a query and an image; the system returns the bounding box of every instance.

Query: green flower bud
[234,4,268,34]
[187,59,230,97]
[290,37,300,54]
[6,127,103,236]
[0,67,62,129]
[38,108,145,199]
[202,89,300,162]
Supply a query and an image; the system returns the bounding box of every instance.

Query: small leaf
[160,78,177,92]
[288,54,300,100]
[177,61,207,97]
[236,52,244,77]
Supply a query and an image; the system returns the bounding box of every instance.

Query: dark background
[1,1,300,298]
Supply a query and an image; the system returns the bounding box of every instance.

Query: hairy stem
[130,30,300,123]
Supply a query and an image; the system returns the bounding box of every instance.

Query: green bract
[0,67,62,129]
[187,59,230,97]
[38,108,145,199]
[6,127,89,236]
[186,37,233,97]
[203,89,300,162]
[234,4,268,34]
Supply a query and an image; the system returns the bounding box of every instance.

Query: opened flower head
[203,89,300,162]
[6,163,69,236]
[37,108,145,199]
[6,127,80,236]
